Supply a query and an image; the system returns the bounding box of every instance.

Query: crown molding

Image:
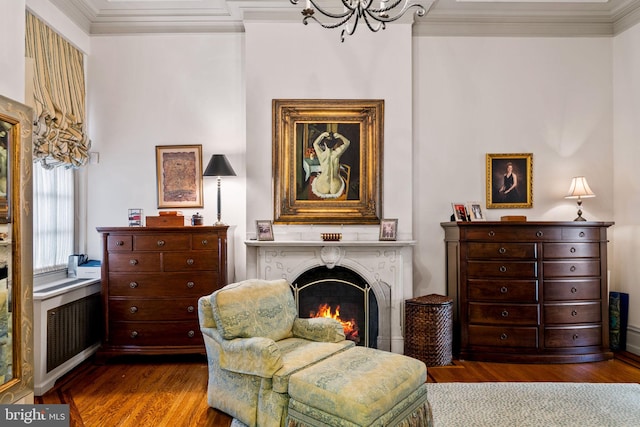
[48,0,640,36]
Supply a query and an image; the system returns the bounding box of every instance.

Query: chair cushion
[211,279,297,342]
[271,338,355,393]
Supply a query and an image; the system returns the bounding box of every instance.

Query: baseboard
[625,325,640,356]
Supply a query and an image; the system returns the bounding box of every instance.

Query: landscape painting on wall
[272,99,383,224]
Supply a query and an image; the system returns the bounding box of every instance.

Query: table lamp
[203,154,236,225]
[565,176,595,221]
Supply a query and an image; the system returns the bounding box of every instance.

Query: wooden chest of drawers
[96,226,228,358]
[442,221,613,363]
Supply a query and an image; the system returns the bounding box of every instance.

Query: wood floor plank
[37,352,640,427]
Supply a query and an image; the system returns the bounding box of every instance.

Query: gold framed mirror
[0,94,34,403]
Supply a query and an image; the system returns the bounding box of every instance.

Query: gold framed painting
[156,145,204,209]
[486,153,533,209]
[273,99,383,224]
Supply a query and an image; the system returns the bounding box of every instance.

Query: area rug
[427,382,640,427]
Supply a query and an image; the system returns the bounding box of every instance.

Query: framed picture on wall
[272,99,383,225]
[486,153,533,209]
[256,220,274,241]
[155,144,204,209]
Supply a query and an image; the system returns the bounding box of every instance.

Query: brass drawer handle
[187,305,195,313]
[129,281,138,289]
[570,247,576,253]
[501,310,509,317]
[130,306,138,314]
[570,265,576,272]
[187,258,195,266]
[500,333,508,340]
[536,231,543,238]
[129,259,138,266]
[573,334,579,340]
[157,240,165,247]
[571,287,578,294]
[499,266,507,273]
[187,330,195,338]
[500,286,508,294]
[571,310,578,317]
[186,281,195,288]
[130,331,139,338]
[488,231,495,237]
[201,239,208,246]
[579,232,585,237]
[498,247,507,254]
[116,240,125,246]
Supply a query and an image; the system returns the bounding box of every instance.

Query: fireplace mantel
[245,239,416,353]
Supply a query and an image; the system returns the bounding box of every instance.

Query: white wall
[413,36,614,297]
[0,0,26,101]
[613,23,640,353]
[85,34,246,281]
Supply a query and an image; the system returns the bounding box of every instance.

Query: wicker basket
[404,294,453,367]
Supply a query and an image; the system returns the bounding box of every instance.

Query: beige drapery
[25,12,90,169]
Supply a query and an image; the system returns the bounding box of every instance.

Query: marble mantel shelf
[245,240,417,247]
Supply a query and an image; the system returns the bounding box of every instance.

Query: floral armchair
[198,278,355,427]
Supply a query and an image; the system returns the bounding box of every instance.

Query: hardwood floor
[36,352,640,427]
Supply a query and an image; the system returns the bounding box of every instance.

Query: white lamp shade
[565,176,595,199]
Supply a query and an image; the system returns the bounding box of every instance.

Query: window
[32,165,74,274]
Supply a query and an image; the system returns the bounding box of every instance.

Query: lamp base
[574,215,587,222]
[214,221,226,226]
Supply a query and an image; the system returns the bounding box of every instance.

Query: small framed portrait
[128,208,143,227]
[486,153,533,209]
[467,202,485,221]
[379,218,398,241]
[256,220,274,241]
[451,203,468,222]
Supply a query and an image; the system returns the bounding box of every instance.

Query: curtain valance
[25,12,90,169]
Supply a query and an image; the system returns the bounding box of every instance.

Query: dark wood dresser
[442,221,613,363]
[96,226,228,358]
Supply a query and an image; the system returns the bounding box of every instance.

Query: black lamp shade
[204,154,236,177]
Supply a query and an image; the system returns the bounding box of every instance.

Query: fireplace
[246,239,415,354]
[293,266,386,348]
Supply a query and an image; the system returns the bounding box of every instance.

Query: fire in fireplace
[293,266,378,348]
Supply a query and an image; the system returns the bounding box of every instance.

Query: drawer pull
[130,259,138,266]
[499,266,507,273]
[129,281,138,289]
[570,247,576,253]
[536,231,543,237]
[157,240,165,247]
[571,310,578,317]
[187,330,195,338]
[116,240,125,246]
[488,231,495,237]
[187,305,195,313]
[573,334,579,340]
[130,306,138,314]
[500,286,508,294]
[201,239,208,246]
[571,287,578,294]
[500,333,508,340]
[187,258,195,266]
[130,331,139,339]
[570,265,576,272]
[498,247,507,254]
[579,232,585,237]
[501,310,509,317]
[186,281,195,288]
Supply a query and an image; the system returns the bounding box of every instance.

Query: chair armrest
[198,295,216,329]
[293,317,346,343]
[202,326,283,378]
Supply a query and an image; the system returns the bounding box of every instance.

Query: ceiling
[49,0,640,36]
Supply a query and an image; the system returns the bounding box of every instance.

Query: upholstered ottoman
[286,347,433,427]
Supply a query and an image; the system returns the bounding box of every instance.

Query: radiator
[46,293,102,372]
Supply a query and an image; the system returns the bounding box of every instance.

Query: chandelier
[291,0,426,42]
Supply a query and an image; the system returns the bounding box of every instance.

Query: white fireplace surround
[246,238,416,354]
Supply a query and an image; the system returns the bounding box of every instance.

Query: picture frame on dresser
[155,144,204,209]
[272,99,383,225]
[467,202,485,221]
[486,153,533,209]
[451,203,468,222]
